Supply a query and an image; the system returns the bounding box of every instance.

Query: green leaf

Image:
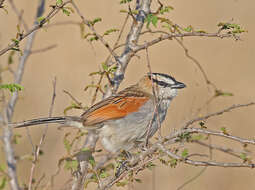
[37,16,45,23]
[89,36,99,42]
[145,14,158,28]
[220,127,229,135]
[103,28,119,36]
[217,22,246,34]
[101,63,109,71]
[8,51,15,65]
[56,0,63,6]
[183,25,193,32]
[159,6,174,14]
[0,177,6,190]
[89,155,96,168]
[11,38,20,46]
[0,83,24,93]
[64,160,78,170]
[120,0,132,4]
[215,89,233,97]
[240,153,247,161]
[116,180,129,187]
[135,178,142,183]
[99,171,109,178]
[12,133,22,144]
[151,15,158,27]
[63,133,71,154]
[62,8,70,16]
[181,149,188,158]
[191,134,204,141]
[170,158,177,167]
[88,18,102,26]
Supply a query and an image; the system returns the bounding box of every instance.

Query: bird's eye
[152,79,169,88]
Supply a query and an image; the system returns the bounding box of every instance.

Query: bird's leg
[114,150,132,177]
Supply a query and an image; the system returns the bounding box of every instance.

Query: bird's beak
[171,81,186,89]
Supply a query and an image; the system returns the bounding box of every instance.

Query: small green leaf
[191,134,204,141]
[116,180,129,187]
[12,133,22,144]
[240,153,247,161]
[99,171,109,178]
[151,15,158,27]
[0,177,6,190]
[183,25,193,32]
[120,0,132,4]
[8,51,15,65]
[89,36,99,42]
[56,0,63,6]
[37,16,45,23]
[101,63,109,71]
[170,158,177,167]
[181,149,188,158]
[135,178,142,183]
[11,38,20,46]
[159,6,174,14]
[103,28,119,36]
[220,127,229,135]
[145,14,158,28]
[62,8,70,16]
[0,83,24,93]
[89,155,96,168]
[63,133,71,154]
[88,18,102,26]
[64,160,78,170]
[215,89,233,97]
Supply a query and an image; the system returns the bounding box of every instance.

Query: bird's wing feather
[81,95,149,126]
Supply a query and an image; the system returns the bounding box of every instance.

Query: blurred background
[0,0,255,189]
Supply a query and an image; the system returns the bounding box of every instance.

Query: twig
[174,38,216,89]
[0,0,71,56]
[145,47,162,145]
[157,143,255,168]
[4,0,47,122]
[177,167,207,190]
[70,1,118,61]
[63,89,84,108]
[104,0,152,97]
[9,0,29,32]
[3,123,20,190]
[195,140,244,159]
[71,131,99,190]
[30,44,57,54]
[183,102,255,128]
[28,77,57,190]
[133,31,234,53]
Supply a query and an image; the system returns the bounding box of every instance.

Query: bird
[12,73,186,153]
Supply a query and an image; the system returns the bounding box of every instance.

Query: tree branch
[105,0,152,97]
[183,102,255,129]
[0,0,71,56]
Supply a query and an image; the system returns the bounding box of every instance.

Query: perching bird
[12,73,186,153]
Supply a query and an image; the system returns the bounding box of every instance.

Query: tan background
[1,0,255,189]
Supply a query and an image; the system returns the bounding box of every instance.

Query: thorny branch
[28,78,57,190]
[0,0,71,56]
[183,102,255,129]
[1,1,46,190]
[94,101,255,189]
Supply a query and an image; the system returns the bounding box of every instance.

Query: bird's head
[138,73,186,99]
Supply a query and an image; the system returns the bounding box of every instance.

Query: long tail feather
[10,116,83,129]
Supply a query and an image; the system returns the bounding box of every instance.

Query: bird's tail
[10,116,84,129]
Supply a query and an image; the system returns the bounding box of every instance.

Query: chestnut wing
[81,96,149,126]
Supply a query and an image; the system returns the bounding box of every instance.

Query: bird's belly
[98,99,170,153]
